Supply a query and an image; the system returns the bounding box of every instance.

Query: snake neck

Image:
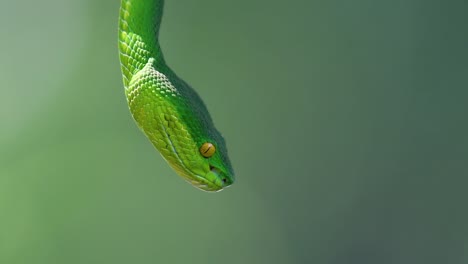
[119,0,167,87]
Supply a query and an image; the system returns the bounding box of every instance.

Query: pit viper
[118,0,234,191]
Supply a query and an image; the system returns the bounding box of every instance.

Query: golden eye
[200,142,216,158]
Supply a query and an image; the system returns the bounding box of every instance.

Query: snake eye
[200,142,216,158]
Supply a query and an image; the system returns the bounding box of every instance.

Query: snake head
[161,133,235,192]
[127,63,234,192]
[137,98,235,192]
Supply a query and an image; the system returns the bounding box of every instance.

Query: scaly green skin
[118,0,234,191]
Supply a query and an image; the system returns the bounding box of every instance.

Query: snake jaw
[180,165,233,192]
[188,174,223,192]
[189,168,232,192]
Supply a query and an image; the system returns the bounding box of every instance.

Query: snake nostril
[222,178,227,183]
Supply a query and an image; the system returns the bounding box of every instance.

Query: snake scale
[118,0,234,192]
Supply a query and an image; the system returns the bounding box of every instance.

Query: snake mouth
[186,166,231,192]
[190,176,223,192]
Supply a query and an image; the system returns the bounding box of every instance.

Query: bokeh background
[1,0,468,263]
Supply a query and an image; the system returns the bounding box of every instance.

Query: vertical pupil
[200,143,215,157]
[203,146,211,154]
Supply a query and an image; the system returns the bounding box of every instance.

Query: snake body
[118,0,234,191]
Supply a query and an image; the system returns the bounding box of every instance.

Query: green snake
[118,0,234,192]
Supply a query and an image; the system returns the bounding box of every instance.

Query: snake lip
[186,166,229,192]
[190,172,221,192]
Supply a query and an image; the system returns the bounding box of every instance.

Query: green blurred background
[1,0,468,263]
